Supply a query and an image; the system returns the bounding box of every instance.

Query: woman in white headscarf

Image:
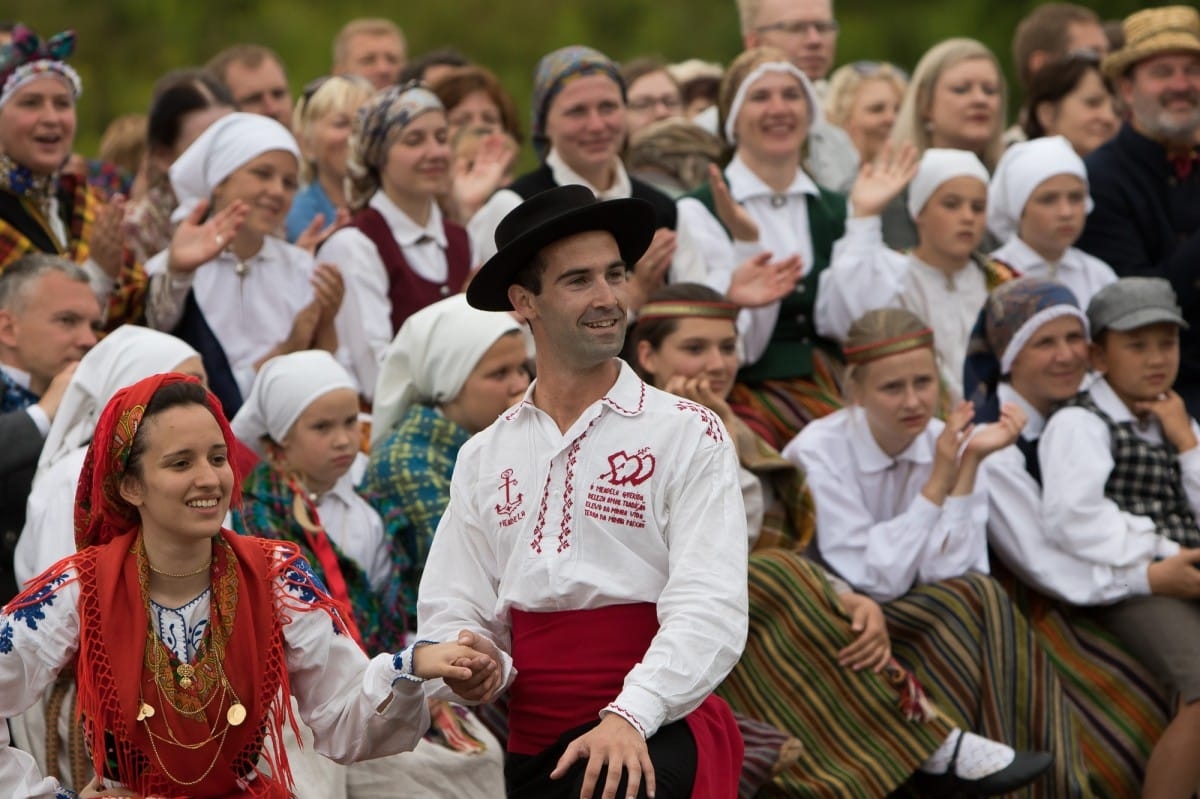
[364,294,527,605]
[986,135,1116,307]
[143,111,346,418]
[9,324,203,791]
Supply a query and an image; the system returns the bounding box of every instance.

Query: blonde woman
[825,61,907,166]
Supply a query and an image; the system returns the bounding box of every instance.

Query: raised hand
[166,199,249,275]
[550,713,656,799]
[296,208,351,255]
[89,194,127,277]
[442,630,505,702]
[837,592,891,673]
[310,263,345,317]
[726,251,803,308]
[709,163,759,242]
[625,227,676,311]
[452,133,517,221]
[962,401,1027,462]
[849,141,919,219]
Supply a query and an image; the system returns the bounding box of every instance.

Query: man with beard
[416,185,748,799]
[1077,6,1200,414]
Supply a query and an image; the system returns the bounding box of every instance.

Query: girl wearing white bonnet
[818,145,1016,401]
[988,135,1116,307]
[143,112,346,417]
[319,82,474,400]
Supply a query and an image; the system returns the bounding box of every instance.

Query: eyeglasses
[627,94,684,112]
[754,18,839,37]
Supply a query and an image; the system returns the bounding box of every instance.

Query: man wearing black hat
[417,185,748,799]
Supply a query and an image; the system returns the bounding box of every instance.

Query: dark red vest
[351,207,471,332]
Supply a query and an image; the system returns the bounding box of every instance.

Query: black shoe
[911,732,1054,797]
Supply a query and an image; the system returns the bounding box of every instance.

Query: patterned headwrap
[963,276,1088,422]
[75,372,242,550]
[530,45,625,160]
[843,328,934,365]
[346,81,444,209]
[0,24,82,109]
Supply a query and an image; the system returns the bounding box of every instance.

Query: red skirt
[508,602,742,799]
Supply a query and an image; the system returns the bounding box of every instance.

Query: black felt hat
[466,185,657,311]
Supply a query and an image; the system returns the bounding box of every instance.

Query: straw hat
[1102,5,1200,80]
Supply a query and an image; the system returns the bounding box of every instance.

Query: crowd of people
[0,1,1199,797]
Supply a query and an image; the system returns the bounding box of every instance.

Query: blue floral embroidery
[0,622,12,654]
[8,574,68,632]
[285,558,331,604]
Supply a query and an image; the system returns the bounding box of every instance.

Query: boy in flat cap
[1040,276,1200,797]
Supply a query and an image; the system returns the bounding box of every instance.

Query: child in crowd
[817,146,1015,402]
[1040,277,1200,798]
[987,135,1117,306]
[787,307,1088,796]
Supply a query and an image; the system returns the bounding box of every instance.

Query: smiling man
[1077,5,1200,415]
[418,185,748,799]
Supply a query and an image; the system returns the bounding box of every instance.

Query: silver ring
[215,234,225,247]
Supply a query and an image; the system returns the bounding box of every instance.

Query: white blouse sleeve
[815,215,907,341]
[1040,407,1181,571]
[277,559,430,764]
[0,572,81,718]
[318,228,393,400]
[1176,422,1200,523]
[985,445,1150,603]
[605,434,748,738]
[144,250,192,332]
[466,190,522,267]
[675,197,780,366]
[785,433,981,602]
[0,724,66,799]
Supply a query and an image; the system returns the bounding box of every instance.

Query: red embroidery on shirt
[529,418,601,554]
[605,449,656,486]
[603,380,646,416]
[674,399,725,442]
[606,703,647,738]
[495,469,526,527]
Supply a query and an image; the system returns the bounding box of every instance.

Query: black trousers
[506,718,697,799]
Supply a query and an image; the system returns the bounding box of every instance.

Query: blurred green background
[7,0,1142,157]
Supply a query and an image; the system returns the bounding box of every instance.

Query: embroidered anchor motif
[495,469,524,518]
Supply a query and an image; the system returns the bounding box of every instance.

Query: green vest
[689,178,847,383]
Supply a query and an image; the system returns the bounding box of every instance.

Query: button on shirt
[1040,378,1200,589]
[783,406,989,602]
[417,360,748,740]
[675,154,821,366]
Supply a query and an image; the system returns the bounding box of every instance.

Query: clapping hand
[295,209,351,254]
[166,199,249,275]
[90,194,127,277]
[962,401,1027,461]
[726,251,803,308]
[709,163,759,242]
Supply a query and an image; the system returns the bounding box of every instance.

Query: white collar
[998,382,1047,440]
[725,153,818,204]
[504,359,647,423]
[846,405,934,474]
[1089,377,1140,425]
[0,362,33,390]
[546,149,632,200]
[995,237,1088,273]
[369,191,446,248]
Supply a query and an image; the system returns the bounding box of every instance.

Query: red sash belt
[509,602,742,799]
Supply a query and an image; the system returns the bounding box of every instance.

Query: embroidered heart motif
[606,450,655,486]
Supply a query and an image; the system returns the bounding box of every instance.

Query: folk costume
[320,85,473,398]
[423,186,746,799]
[964,278,1172,796]
[675,61,848,450]
[144,113,323,417]
[986,137,1116,307]
[785,326,1089,797]
[0,26,146,328]
[0,373,433,797]
[817,149,1016,403]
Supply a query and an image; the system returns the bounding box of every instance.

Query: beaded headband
[637,300,739,322]
[843,328,934,365]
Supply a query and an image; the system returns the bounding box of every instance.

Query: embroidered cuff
[391,639,439,685]
[604,684,667,741]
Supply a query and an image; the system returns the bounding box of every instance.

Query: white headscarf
[231,350,358,457]
[907,148,990,219]
[168,111,301,223]
[372,294,522,446]
[724,61,823,146]
[38,326,200,472]
[986,135,1093,243]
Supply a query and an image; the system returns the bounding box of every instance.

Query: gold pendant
[137,702,156,721]
[177,663,195,690]
[227,702,247,726]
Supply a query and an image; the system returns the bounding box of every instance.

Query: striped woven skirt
[718,550,954,799]
[995,564,1168,798]
[883,573,1093,798]
[729,353,844,451]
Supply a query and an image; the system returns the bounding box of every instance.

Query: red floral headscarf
[74,372,243,550]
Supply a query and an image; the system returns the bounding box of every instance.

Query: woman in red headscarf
[0,373,493,798]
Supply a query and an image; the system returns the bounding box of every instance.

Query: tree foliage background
[10,0,1143,155]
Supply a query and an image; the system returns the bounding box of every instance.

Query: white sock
[920,729,1016,779]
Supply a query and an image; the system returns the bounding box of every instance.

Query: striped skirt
[995,565,1168,798]
[729,353,844,451]
[718,550,954,799]
[884,573,1093,798]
